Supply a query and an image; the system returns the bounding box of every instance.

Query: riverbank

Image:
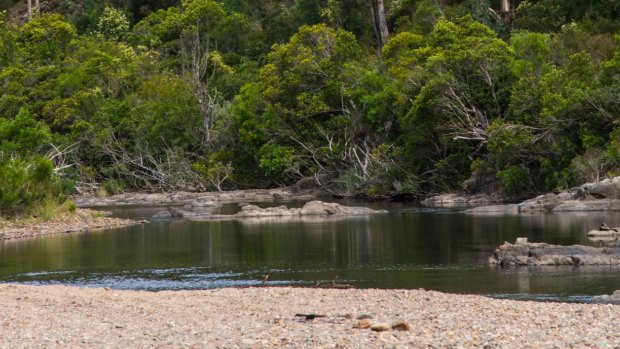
[0,285,617,348]
[0,209,143,240]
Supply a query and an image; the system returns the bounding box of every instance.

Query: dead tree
[26,0,40,21]
[370,0,389,53]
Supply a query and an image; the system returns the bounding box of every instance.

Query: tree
[96,6,130,40]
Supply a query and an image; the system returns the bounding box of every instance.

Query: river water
[1,200,619,302]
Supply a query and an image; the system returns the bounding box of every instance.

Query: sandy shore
[0,209,142,240]
[0,285,618,348]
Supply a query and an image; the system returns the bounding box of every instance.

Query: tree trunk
[27,0,31,20]
[370,0,389,52]
[500,0,510,13]
[35,0,40,15]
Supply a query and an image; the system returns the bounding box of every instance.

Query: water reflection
[1,202,619,302]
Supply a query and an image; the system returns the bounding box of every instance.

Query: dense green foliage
[0,0,618,206]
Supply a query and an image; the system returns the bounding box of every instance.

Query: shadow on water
[1,200,619,302]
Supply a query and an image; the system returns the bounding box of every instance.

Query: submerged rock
[488,240,620,266]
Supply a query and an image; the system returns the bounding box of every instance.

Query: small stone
[391,321,411,331]
[515,237,528,245]
[370,323,392,332]
[356,314,373,320]
[352,319,372,329]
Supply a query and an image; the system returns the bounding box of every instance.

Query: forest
[0,0,618,215]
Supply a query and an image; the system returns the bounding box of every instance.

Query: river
[1,200,619,302]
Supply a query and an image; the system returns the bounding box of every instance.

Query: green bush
[496,165,531,198]
[0,156,64,216]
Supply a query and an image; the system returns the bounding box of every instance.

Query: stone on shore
[370,323,392,332]
[488,240,620,266]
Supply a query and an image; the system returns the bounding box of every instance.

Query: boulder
[370,323,392,332]
[352,319,372,329]
[391,321,412,331]
[587,228,620,238]
[234,205,301,218]
[488,240,620,266]
[421,193,494,207]
[592,290,620,305]
[518,194,562,213]
[552,199,620,212]
[152,210,172,219]
[190,200,220,208]
[233,201,387,218]
[582,177,620,200]
[464,204,519,214]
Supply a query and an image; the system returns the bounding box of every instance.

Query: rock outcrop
[488,240,620,266]
[153,201,387,219]
[421,193,497,207]
[464,204,519,214]
[234,201,387,218]
[75,187,318,208]
[464,177,620,214]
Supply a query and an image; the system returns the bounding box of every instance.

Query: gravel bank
[0,209,142,240]
[0,285,618,348]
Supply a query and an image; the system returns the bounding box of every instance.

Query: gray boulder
[299,201,386,216]
[464,204,519,214]
[233,201,387,218]
[488,240,620,266]
[518,194,562,213]
[552,199,620,212]
[582,177,620,200]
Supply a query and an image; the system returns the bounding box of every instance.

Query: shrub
[497,165,531,198]
[0,156,64,216]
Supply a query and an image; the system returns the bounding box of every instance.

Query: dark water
[1,200,619,302]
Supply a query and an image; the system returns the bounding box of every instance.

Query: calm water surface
[1,200,619,302]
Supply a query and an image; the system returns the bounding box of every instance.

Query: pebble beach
[0,284,618,348]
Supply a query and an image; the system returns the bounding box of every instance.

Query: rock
[488,240,620,266]
[421,193,495,207]
[552,199,620,212]
[356,314,373,320]
[152,210,172,219]
[238,202,251,208]
[582,177,620,200]
[190,200,220,208]
[299,201,387,216]
[234,205,300,218]
[515,237,528,246]
[233,201,387,218]
[587,229,620,238]
[464,204,519,214]
[592,290,620,305]
[352,319,372,329]
[370,323,392,332]
[518,194,562,213]
[391,321,411,331]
